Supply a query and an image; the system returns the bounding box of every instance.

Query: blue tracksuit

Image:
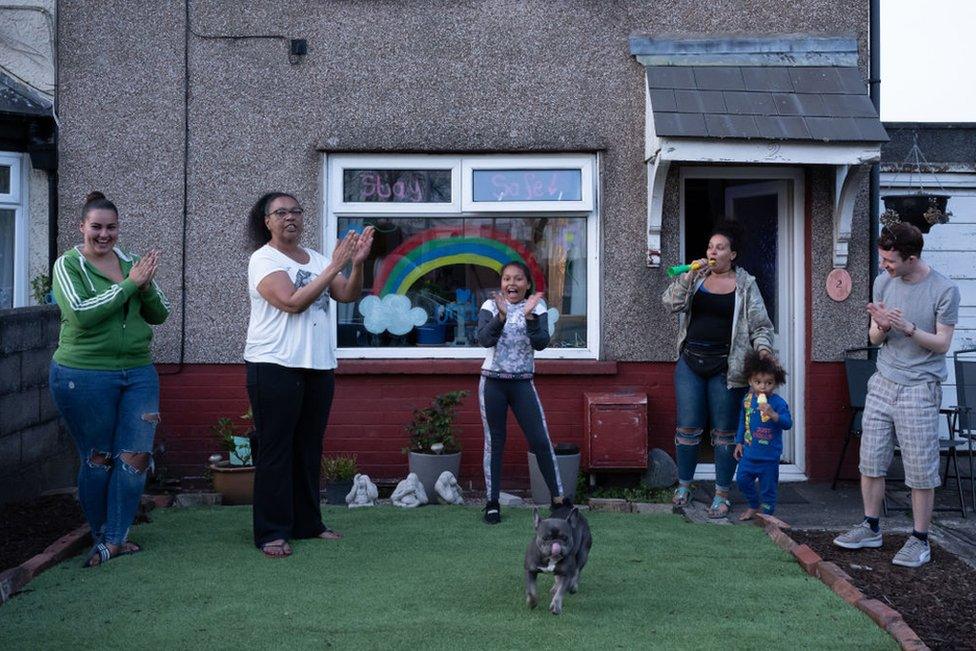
[735,392,792,514]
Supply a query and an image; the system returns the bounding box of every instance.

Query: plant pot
[324,479,353,505]
[407,451,462,499]
[882,194,950,234]
[528,447,580,505]
[210,462,255,505]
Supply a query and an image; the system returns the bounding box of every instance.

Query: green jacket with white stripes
[52,246,170,370]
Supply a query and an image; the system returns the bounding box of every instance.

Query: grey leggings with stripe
[479,376,563,504]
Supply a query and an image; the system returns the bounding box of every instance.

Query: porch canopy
[630,35,888,268]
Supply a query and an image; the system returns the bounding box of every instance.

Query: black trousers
[246,362,334,547]
[479,376,563,504]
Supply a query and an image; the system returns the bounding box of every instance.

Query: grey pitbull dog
[524,505,592,615]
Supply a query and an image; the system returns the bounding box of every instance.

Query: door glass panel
[729,194,779,330]
[0,166,10,194]
[0,208,15,309]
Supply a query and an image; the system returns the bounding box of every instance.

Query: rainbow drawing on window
[372,226,546,297]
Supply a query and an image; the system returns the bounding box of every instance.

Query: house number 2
[826,268,852,302]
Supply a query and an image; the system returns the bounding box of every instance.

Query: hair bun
[84,191,106,204]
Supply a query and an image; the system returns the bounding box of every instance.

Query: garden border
[750,513,928,651]
[0,494,173,607]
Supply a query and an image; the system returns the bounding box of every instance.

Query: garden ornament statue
[434,470,464,505]
[345,473,379,508]
[392,472,429,508]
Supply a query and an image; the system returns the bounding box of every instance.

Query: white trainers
[833,521,883,549]
[891,536,931,568]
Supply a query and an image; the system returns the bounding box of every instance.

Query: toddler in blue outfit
[734,350,792,520]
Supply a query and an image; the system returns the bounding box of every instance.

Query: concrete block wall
[0,306,76,503]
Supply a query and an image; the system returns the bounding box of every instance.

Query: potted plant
[405,390,467,498]
[321,454,358,504]
[209,410,256,505]
[30,274,53,305]
[528,443,581,505]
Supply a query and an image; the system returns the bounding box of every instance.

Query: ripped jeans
[49,361,159,546]
[674,356,747,490]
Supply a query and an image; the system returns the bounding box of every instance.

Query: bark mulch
[0,494,86,572]
[790,529,976,651]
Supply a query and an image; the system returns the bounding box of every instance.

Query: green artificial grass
[0,506,894,650]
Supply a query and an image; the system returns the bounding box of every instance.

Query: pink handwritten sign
[343,169,451,203]
[472,169,582,202]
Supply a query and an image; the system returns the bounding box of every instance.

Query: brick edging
[0,524,91,606]
[752,514,929,651]
[0,493,175,607]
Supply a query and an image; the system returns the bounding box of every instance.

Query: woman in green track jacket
[49,191,170,567]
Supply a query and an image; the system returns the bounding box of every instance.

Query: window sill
[336,359,618,376]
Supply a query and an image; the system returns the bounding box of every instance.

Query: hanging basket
[881,193,951,234]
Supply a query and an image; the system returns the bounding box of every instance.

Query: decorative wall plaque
[826,268,852,302]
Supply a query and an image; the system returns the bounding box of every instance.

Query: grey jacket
[662,266,774,388]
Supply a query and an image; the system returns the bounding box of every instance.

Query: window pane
[342,169,452,203]
[336,217,588,349]
[471,169,582,202]
[0,166,10,194]
[0,209,15,309]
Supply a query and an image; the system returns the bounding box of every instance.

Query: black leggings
[478,376,563,504]
[246,362,334,547]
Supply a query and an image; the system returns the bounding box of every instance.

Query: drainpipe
[869,0,881,298]
[48,168,57,274]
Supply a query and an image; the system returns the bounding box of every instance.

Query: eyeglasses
[266,208,304,218]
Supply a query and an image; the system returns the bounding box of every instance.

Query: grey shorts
[859,372,942,489]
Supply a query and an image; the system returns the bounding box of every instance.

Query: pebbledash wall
[58,1,873,485]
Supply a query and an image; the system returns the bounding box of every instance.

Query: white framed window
[324,153,600,360]
[0,152,28,309]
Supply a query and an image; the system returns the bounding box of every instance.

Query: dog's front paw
[526,593,538,609]
[549,599,562,615]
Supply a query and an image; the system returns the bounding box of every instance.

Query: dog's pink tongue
[551,542,561,556]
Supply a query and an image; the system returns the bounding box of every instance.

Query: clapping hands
[128,250,160,290]
[332,226,376,268]
[523,291,545,318]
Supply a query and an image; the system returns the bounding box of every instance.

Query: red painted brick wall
[156,360,849,486]
[806,362,858,482]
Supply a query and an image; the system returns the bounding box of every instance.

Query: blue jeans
[674,356,746,490]
[49,361,159,546]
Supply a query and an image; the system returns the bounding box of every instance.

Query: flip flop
[260,540,293,558]
[83,542,112,568]
[117,541,143,557]
[318,527,342,540]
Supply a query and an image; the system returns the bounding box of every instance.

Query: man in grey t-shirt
[833,223,961,568]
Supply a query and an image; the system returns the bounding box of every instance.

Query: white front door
[680,167,806,481]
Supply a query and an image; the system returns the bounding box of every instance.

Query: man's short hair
[879,222,924,261]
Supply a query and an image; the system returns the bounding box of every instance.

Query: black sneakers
[483,501,501,525]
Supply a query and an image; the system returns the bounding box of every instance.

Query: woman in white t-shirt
[244,192,373,558]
